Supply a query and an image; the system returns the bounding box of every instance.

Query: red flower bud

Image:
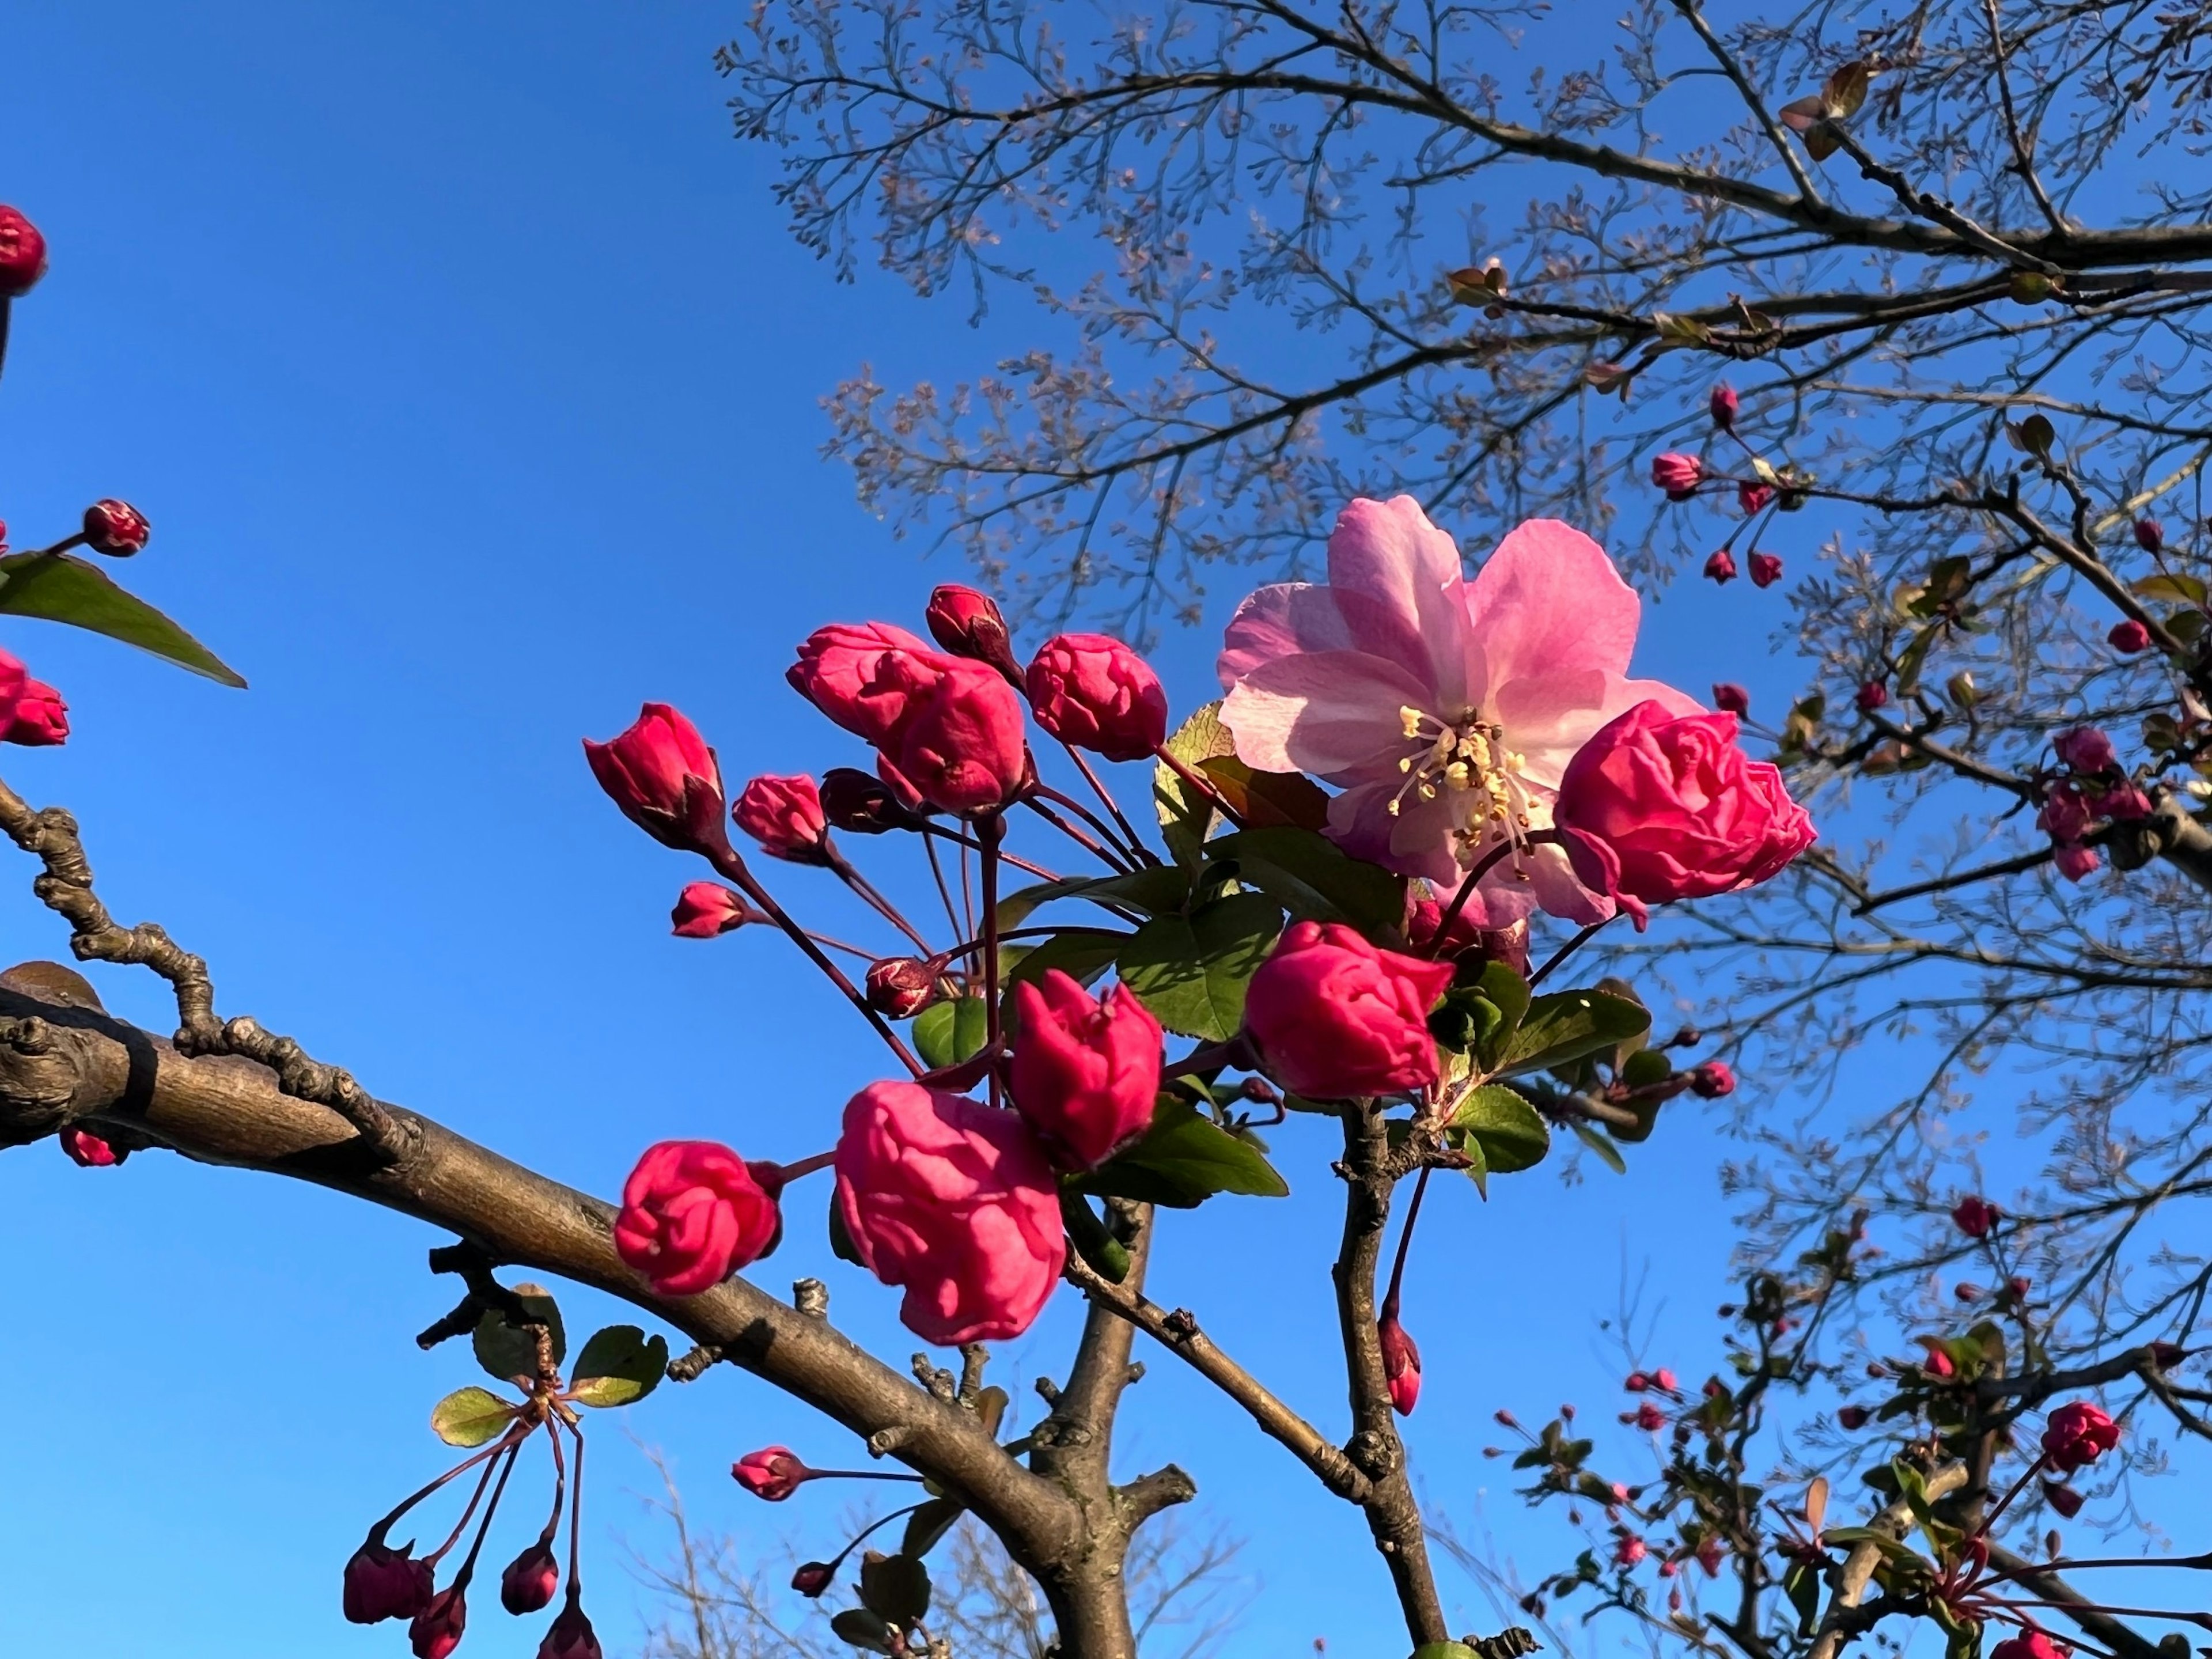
[613,1140,782,1296]
[59,1126,122,1166]
[732,773,830,863]
[1025,633,1170,762]
[1956,1281,1984,1302]
[584,704,723,852]
[538,1601,603,1659]
[1738,483,1775,515]
[2041,1480,2084,1518]
[819,766,925,834]
[1615,1534,1647,1567]
[1689,1062,1734,1098]
[925,585,1022,683]
[2150,1341,2187,1371]
[2040,1400,2119,1474]
[733,1445,809,1501]
[1838,1404,1869,1430]
[1709,384,1738,430]
[343,1538,434,1624]
[1494,1408,1518,1428]
[500,1543,559,1615]
[1855,681,1888,711]
[2054,726,2116,774]
[410,1584,467,1659]
[0,205,48,298]
[1923,1345,1956,1379]
[1631,1401,1665,1431]
[1653,1368,1677,1392]
[1244,921,1454,1099]
[1703,550,1738,585]
[81,499,150,556]
[1951,1195,1998,1238]
[2109,618,2153,654]
[1748,551,1783,589]
[787,622,934,743]
[1651,453,1703,500]
[791,1562,836,1597]
[2,680,68,747]
[865,957,937,1019]
[1625,1372,1649,1392]
[671,882,753,939]
[2104,784,2153,821]
[2134,517,2164,554]
[1009,972,1164,1170]
[865,652,1030,815]
[1991,1633,2068,1659]
[1711,683,1749,717]
[1379,1310,1422,1416]
[2053,842,2101,881]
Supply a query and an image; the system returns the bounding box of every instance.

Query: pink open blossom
[1217,498,1698,926]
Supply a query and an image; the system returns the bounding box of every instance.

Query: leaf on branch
[995,865,1192,931]
[902,1496,965,1559]
[830,1608,899,1653]
[1501,990,1650,1075]
[1449,1084,1551,1181]
[1116,891,1282,1040]
[430,1385,516,1448]
[1195,753,1330,831]
[2005,412,2056,461]
[0,551,247,686]
[1002,927,1130,995]
[858,1550,932,1626]
[1075,1096,1289,1207]
[1569,1119,1628,1175]
[2133,572,2209,607]
[567,1324,669,1408]
[472,1285,566,1383]
[1154,699,1236,866]
[914,996,991,1070]
[1203,826,1405,933]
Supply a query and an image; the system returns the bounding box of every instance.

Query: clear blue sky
[0,7,2110,1657]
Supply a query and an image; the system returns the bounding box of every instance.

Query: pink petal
[1323,782,1462,888]
[1222,650,1434,777]
[1327,497,1471,708]
[1217,584,1356,688]
[1465,519,1642,701]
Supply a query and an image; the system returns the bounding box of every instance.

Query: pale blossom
[1217,497,1698,926]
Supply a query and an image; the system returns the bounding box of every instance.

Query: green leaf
[567,1324,669,1408]
[2132,571,2207,607]
[1077,1097,1290,1208]
[1195,755,1331,831]
[1783,1560,1821,1637]
[1003,928,1130,994]
[902,1497,965,1560]
[1471,960,1530,1071]
[1411,1645,1481,1659]
[914,996,991,1070]
[1116,891,1282,1041]
[431,1385,516,1448]
[858,1551,932,1626]
[830,1608,898,1653]
[829,1194,866,1266]
[1155,700,1236,866]
[1449,1084,1550,1175]
[995,865,1192,931]
[1502,990,1650,1075]
[1569,1119,1628,1175]
[472,1285,566,1383]
[1205,827,1406,933]
[0,552,247,686]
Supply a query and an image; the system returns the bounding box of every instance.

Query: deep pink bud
[1556,702,1815,929]
[671,882,753,939]
[2040,1400,2119,1473]
[1243,921,1455,1100]
[1653,1368,1678,1391]
[1631,1401,1665,1431]
[500,1543,559,1615]
[865,957,937,1020]
[410,1584,467,1659]
[2134,517,2164,554]
[732,773,830,863]
[612,1140,782,1296]
[1952,1196,1998,1238]
[0,206,48,298]
[1923,1344,1956,1379]
[2039,783,2094,844]
[791,1562,836,1598]
[2,680,68,747]
[2103,783,2152,821]
[343,1538,434,1624]
[2054,726,2115,773]
[819,766,926,834]
[1711,683,1749,717]
[835,1080,1065,1344]
[866,652,1029,814]
[1855,680,1888,711]
[584,703,723,851]
[538,1602,603,1659]
[1624,1372,1650,1392]
[1025,633,1170,762]
[733,1446,809,1501]
[1008,972,1163,1169]
[1379,1310,1422,1416]
[1990,1634,2067,1659]
[59,1126,121,1166]
[2053,842,2102,882]
[925,584,1022,682]
[1956,1281,1984,1302]
[1703,550,1738,585]
[788,622,934,743]
[81,499,150,556]
[2109,618,2153,654]
[1738,483,1775,515]
[2042,1480,2084,1518]
[1748,551,1783,589]
[1690,1062,1734,1098]
[1838,1404,1869,1431]
[1709,384,1738,429]
[1696,1535,1726,1577]
[1615,1534,1647,1567]
[1651,453,1703,500]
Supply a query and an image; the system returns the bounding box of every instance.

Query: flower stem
[1059,741,1158,865]
[1527,915,1612,990]
[980,810,1006,1111]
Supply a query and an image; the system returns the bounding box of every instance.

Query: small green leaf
[1195,755,1331,831]
[2132,572,2208,607]
[1077,1097,1290,1207]
[1450,1084,1550,1175]
[1569,1119,1628,1175]
[1619,1048,1673,1088]
[995,866,1192,931]
[914,996,991,1070]
[830,1608,899,1653]
[431,1385,516,1448]
[0,552,247,686]
[1205,828,1406,933]
[472,1285,567,1383]
[858,1551,932,1626]
[1155,699,1236,866]
[1503,991,1650,1075]
[902,1497,965,1560]
[1116,891,1282,1041]
[1003,929,1130,994]
[568,1324,669,1408]
[1472,960,1530,1071]
[1783,1559,1821,1637]
[1411,1646,1480,1659]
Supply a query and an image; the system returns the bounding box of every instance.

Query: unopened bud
[501,1542,559,1615]
[2042,1480,2084,1518]
[1689,1061,1735,1099]
[2109,618,2153,655]
[1749,551,1783,589]
[81,499,151,556]
[1838,1404,1869,1430]
[1710,384,1738,430]
[791,1561,836,1597]
[1703,550,1738,585]
[1494,1407,1518,1429]
[925,584,1024,683]
[2135,517,2164,554]
[0,205,48,298]
[409,1585,467,1659]
[1855,680,1888,711]
[865,957,937,1019]
[1711,682,1750,717]
[819,767,926,834]
[1378,1311,1422,1416]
